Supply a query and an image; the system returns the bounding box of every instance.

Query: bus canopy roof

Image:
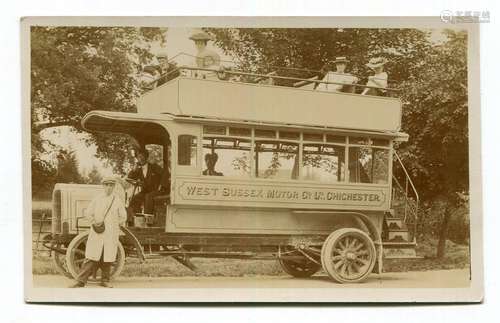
[137,77,403,133]
[81,110,172,144]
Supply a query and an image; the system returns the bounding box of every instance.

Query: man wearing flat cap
[70,177,127,288]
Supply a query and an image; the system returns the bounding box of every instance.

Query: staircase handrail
[393,152,420,203]
[393,152,420,242]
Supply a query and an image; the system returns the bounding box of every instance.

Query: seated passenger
[126,148,163,221]
[316,57,358,93]
[361,57,388,96]
[202,152,223,176]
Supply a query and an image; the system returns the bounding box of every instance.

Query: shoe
[100,281,113,288]
[69,282,85,288]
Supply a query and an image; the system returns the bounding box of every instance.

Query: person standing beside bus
[70,177,127,288]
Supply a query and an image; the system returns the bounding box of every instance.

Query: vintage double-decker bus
[47,56,419,284]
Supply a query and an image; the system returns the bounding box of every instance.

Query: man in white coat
[70,177,127,288]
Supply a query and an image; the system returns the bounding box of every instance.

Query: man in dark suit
[126,148,163,222]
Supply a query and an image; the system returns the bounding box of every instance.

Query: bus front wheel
[321,228,376,283]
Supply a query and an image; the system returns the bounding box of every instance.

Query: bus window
[348,147,372,183]
[372,149,389,183]
[178,135,197,166]
[302,144,345,183]
[202,138,251,177]
[348,146,389,184]
[255,142,299,180]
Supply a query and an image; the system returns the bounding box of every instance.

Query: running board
[383,242,422,259]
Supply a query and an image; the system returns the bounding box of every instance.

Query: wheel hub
[345,251,357,261]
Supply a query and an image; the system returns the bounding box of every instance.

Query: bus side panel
[165,205,384,236]
[172,176,391,211]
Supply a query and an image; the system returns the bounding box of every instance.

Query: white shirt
[366,72,388,88]
[142,163,148,178]
[317,72,358,92]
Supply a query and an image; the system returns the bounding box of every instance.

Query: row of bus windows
[202,125,390,146]
[178,135,390,184]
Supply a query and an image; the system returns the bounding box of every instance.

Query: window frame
[192,124,393,186]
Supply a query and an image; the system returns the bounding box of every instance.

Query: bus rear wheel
[279,247,321,278]
[321,228,376,283]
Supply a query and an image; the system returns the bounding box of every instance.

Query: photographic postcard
[22,16,483,302]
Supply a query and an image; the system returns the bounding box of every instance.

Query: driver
[126,148,163,223]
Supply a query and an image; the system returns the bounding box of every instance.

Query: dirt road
[32,269,470,289]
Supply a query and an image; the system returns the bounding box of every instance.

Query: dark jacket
[127,163,163,193]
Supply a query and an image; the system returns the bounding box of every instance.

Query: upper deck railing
[141,53,400,97]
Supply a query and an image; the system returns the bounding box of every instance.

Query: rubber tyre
[279,258,321,278]
[321,228,376,283]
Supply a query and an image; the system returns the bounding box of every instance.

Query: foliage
[208,28,431,88]
[84,165,103,184]
[31,158,56,199]
[208,28,468,201]
[397,29,469,201]
[31,26,167,174]
[54,149,83,184]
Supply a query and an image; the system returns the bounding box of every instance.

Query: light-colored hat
[156,51,168,60]
[366,57,388,69]
[332,56,349,64]
[101,177,117,185]
[189,31,212,41]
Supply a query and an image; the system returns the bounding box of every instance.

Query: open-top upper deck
[137,74,403,134]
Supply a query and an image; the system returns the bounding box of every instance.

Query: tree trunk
[436,205,452,258]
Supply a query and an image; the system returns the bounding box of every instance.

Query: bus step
[383,247,420,259]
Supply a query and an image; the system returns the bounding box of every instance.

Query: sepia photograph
[22,16,482,302]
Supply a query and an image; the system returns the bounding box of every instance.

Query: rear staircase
[382,153,421,259]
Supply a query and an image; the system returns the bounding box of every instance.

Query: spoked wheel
[65,232,125,282]
[51,242,73,279]
[279,246,322,278]
[321,228,376,283]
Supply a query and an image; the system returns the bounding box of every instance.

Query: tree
[55,149,83,184]
[207,28,431,88]
[209,28,469,256]
[396,30,468,257]
[85,165,103,184]
[31,26,167,174]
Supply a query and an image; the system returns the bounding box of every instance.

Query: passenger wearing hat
[70,177,127,288]
[126,147,164,223]
[155,51,171,86]
[316,57,359,93]
[362,57,388,96]
[189,30,221,79]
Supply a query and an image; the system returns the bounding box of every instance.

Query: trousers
[76,251,111,284]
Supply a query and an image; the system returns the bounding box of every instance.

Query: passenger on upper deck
[361,57,389,96]
[203,152,223,176]
[155,51,169,86]
[316,57,359,93]
[189,30,221,80]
